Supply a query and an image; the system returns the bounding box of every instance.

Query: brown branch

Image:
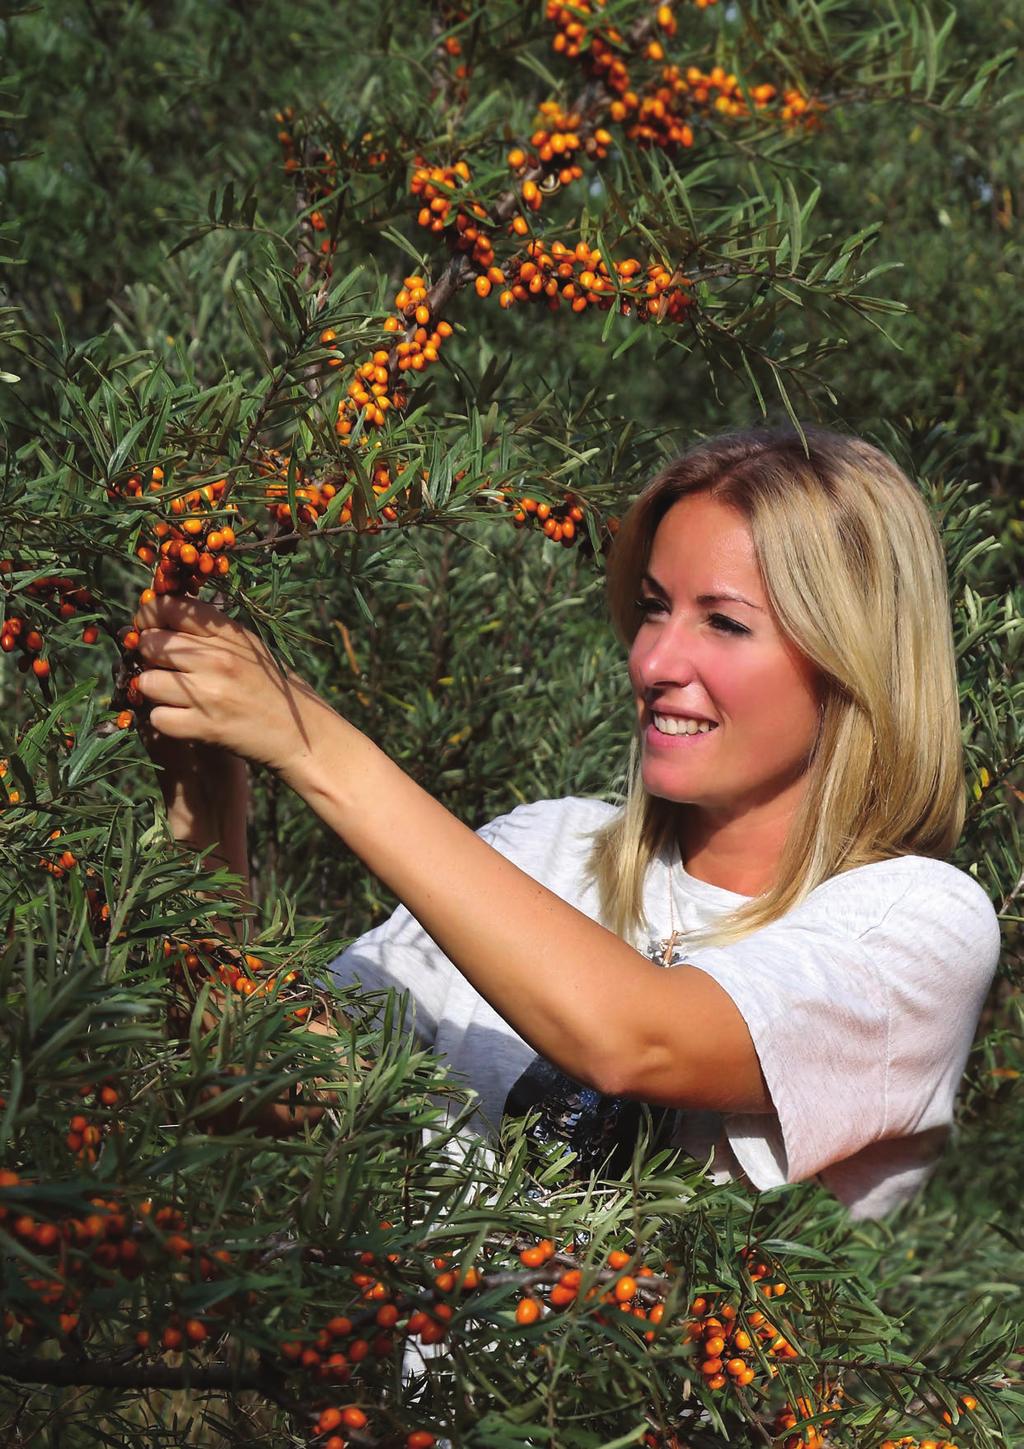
[0,1349,276,1394]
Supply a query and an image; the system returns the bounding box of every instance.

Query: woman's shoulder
[476,795,618,892]
[801,854,1002,972]
[478,794,619,846]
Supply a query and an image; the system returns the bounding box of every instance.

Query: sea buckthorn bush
[0,2,1021,1445]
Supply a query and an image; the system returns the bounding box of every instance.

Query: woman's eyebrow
[697,591,763,612]
[641,572,763,611]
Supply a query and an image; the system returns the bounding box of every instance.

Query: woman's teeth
[652,714,717,736]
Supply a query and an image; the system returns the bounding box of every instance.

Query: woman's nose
[632,623,700,692]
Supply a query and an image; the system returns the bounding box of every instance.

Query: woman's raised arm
[133,594,771,1118]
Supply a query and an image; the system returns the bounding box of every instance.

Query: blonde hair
[585,424,966,948]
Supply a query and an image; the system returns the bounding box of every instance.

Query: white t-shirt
[327,795,1001,1220]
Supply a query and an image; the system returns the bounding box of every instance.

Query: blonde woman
[134,425,1001,1219]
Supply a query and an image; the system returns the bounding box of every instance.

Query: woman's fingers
[135,592,239,641]
[135,627,202,671]
[134,666,195,707]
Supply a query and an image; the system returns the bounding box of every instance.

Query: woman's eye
[634,597,664,615]
[710,613,749,635]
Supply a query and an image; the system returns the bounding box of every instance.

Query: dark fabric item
[503,1054,671,1180]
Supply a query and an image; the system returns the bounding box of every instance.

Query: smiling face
[627,490,823,839]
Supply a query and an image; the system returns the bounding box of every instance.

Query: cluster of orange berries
[365,461,410,525]
[1,565,99,680]
[275,1230,461,1397]
[0,1170,86,1340]
[505,102,597,211]
[106,463,165,500]
[684,1290,787,1393]
[311,1404,435,1449]
[411,161,502,274]
[436,0,470,90]
[0,757,19,810]
[162,936,311,1018]
[412,159,473,235]
[0,1176,235,1348]
[84,867,113,935]
[37,826,78,878]
[65,1081,120,1165]
[257,446,349,533]
[277,108,340,187]
[500,490,587,549]
[518,1243,669,1329]
[546,0,818,152]
[770,1386,845,1449]
[336,276,450,442]
[480,237,692,324]
[258,448,422,536]
[546,0,625,65]
[617,63,820,148]
[135,479,237,605]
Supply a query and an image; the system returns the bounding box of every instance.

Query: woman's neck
[678,793,801,897]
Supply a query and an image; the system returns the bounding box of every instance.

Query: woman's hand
[134,594,335,776]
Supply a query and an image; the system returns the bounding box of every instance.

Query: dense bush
[0,3,1021,1445]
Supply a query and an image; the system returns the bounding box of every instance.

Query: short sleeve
[679,863,1001,1192]
[325,810,518,1047]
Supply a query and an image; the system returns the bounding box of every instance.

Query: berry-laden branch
[63,0,833,743]
[265,0,825,545]
[0,1172,989,1449]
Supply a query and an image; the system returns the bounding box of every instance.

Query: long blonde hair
[585,425,965,948]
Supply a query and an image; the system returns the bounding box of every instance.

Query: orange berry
[614,1276,637,1302]
[407,1434,435,1449]
[516,1297,542,1325]
[317,1407,343,1432]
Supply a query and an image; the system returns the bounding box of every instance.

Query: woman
[134,425,1001,1220]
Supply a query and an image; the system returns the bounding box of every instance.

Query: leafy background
[0,1,1021,1445]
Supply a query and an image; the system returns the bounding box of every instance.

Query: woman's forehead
[648,494,764,595]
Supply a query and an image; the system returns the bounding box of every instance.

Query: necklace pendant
[649,931,684,969]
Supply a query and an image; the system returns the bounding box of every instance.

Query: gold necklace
[661,840,682,968]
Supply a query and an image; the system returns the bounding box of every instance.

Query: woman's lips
[643,719,719,748]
